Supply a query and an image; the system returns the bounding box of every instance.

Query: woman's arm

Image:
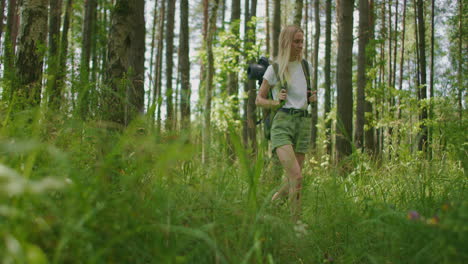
[255,79,286,109]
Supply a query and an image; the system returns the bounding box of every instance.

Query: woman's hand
[308,91,317,103]
[278,89,287,102]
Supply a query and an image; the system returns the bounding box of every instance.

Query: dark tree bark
[79,0,97,119]
[324,0,332,154]
[202,0,220,164]
[147,0,158,111]
[429,0,435,157]
[364,0,375,153]
[103,0,145,126]
[294,0,303,26]
[242,0,250,146]
[416,0,428,151]
[0,0,6,43]
[47,0,63,110]
[2,0,18,100]
[14,0,48,108]
[155,0,165,132]
[335,0,354,161]
[273,0,281,57]
[266,0,270,55]
[179,0,191,132]
[55,0,73,108]
[355,0,369,150]
[398,0,407,109]
[165,0,176,131]
[246,0,258,153]
[226,0,241,160]
[457,0,463,124]
[310,0,320,149]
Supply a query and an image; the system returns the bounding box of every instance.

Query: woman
[255,25,317,221]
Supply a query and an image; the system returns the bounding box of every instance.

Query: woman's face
[290,31,304,60]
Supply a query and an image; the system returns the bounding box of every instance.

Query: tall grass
[1,107,466,263]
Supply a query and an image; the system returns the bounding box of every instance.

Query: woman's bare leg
[272,152,305,200]
[275,145,303,220]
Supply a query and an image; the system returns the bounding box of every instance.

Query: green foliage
[0,104,466,263]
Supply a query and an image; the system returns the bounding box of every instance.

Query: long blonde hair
[276,25,304,82]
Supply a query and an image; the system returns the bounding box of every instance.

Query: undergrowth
[0,108,466,263]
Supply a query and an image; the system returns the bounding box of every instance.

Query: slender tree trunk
[2,0,18,100]
[356,0,369,150]
[165,0,176,131]
[324,0,332,154]
[147,1,158,111]
[103,0,145,126]
[242,0,250,146]
[179,0,191,133]
[416,0,427,151]
[247,0,258,153]
[294,0,303,26]
[335,0,354,161]
[304,0,308,60]
[47,0,63,110]
[266,0,270,56]
[398,0,407,120]
[56,0,73,105]
[14,0,48,108]
[457,0,463,125]
[273,0,281,57]
[202,0,220,164]
[364,0,375,153]
[0,0,6,43]
[155,0,165,132]
[79,0,97,119]
[311,0,320,149]
[227,0,241,160]
[429,0,435,157]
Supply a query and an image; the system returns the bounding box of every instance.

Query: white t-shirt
[263,60,312,110]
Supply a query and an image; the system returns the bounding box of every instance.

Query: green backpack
[263,59,312,140]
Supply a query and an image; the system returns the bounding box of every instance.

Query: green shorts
[271,109,312,154]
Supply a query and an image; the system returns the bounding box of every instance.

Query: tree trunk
[165,0,176,131]
[2,0,18,100]
[79,0,97,119]
[202,0,220,164]
[147,1,158,111]
[227,0,241,160]
[355,0,369,150]
[103,0,145,126]
[416,0,427,151]
[0,0,6,43]
[364,0,376,153]
[55,0,73,108]
[247,0,258,153]
[364,0,375,153]
[324,0,332,154]
[398,0,407,119]
[242,0,250,147]
[155,0,165,132]
[304,0,308,60]
[266,0,270,56]
[310,0,320,149]
[14,0,48,108]
[273,0,281,57]
[429,0,435,157]
[47,0,63,110]
[457,0,463,124]
[179,0,191,133]
[294,0,303,26]
[335,0,354,161]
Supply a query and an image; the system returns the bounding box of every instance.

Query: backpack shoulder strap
[301,59,312,104]
[272,63,287,90]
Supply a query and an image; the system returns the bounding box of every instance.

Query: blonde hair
[275,25,304,82]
